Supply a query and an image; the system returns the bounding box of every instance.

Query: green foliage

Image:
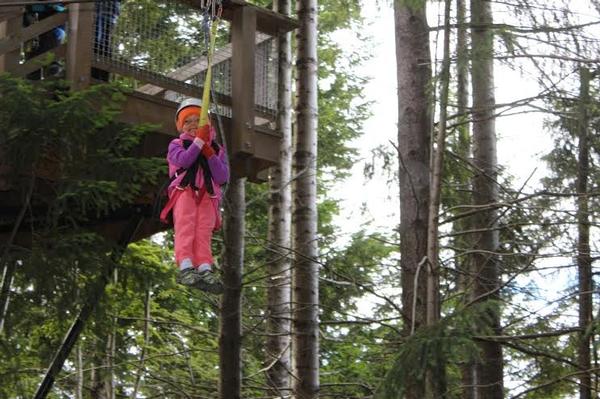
[319,232,397,397]
[374,303,500,399]
[0,74,163,226]
[0,74,169,397]
[0,0,391,396]
[321,231,395,318]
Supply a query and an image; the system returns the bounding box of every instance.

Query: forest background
[1,0,600,398]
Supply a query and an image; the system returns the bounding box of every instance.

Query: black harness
[154,139,222,223]
[175,139,220,196]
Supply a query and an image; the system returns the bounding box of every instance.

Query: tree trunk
[455,0,476,397]
[425,0,452,396]
[292,0,319,398]
[470,0,503,397]
[576,66,592,399]
[394,0,432,396]
[266,0,293,396]
[454,0,477,399]
[219,178,246,399]
[0,261,15,335]
[76,343,83,399]
[105,269,118,399]
[132,288,151,398]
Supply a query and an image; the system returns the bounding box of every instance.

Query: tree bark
[132,288,151,398]
[576,66,592,399]
[0,261,15,335]
[219,177,246,399]
[455,0,476,397]
[105,268,118,399]
[266,0,293,396]
[470,0,503,397]
[76,343,83,399]
[425,0,452,396]
[293,0,319,398]
[394,0,431,396]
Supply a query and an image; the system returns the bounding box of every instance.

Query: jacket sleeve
[167,139,201,169]
[207,145,230,185]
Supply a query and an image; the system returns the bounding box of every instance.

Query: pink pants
[173,188,217,267]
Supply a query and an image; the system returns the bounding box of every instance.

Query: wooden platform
[0,0,297,245]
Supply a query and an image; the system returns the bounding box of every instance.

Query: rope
[199,3,228,153]
[199,2,230,201]
[201,6,228,147]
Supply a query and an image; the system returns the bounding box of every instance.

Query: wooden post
[231,6,257,167]
[0,8,22,73]
[66,2,94,91]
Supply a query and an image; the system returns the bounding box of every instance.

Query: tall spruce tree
[394,0,432,396]
[265,0,293,395]
[470,0,504,396]
[293,0,320,397]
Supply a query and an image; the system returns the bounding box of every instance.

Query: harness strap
[178,139,219,195]
[159,139,220,223]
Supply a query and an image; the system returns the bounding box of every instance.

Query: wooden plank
[231,5,256,158]
[182,0,298,35]
[0,7,20,72]
[99,60,276,122]
[0,10,21,23]
[66,2,93,91]
[0,11,67,58]
[119,91,178,136]
[137,33,271,97]
[93,57,230,104]
[14,43,66,77]
[225,0,298,35]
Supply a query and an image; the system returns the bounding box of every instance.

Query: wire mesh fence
[92,0,279,119]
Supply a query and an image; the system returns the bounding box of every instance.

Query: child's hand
[195,124,211,143]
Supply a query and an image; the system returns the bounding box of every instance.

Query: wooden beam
[136,33,271,97]
[0,9,22,23]
[119,91,178,136]
[94,58,204,99]
[15,43,66,77]
[66,2,93,91]
[0,11,67,58]
[231,5,256,165]
[226,0,298,35]
[182,0,298,35]
[0,7,20,73]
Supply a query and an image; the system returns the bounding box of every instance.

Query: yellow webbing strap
[199,17,219,128]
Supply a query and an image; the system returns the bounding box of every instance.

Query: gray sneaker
[176,268,201,287]
[194,269,224,294]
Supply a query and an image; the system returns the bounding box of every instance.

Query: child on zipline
[161,98,229,293]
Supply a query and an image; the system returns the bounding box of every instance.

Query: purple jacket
[167,131,229,199]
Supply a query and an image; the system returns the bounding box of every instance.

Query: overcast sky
[330,1,554,240]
